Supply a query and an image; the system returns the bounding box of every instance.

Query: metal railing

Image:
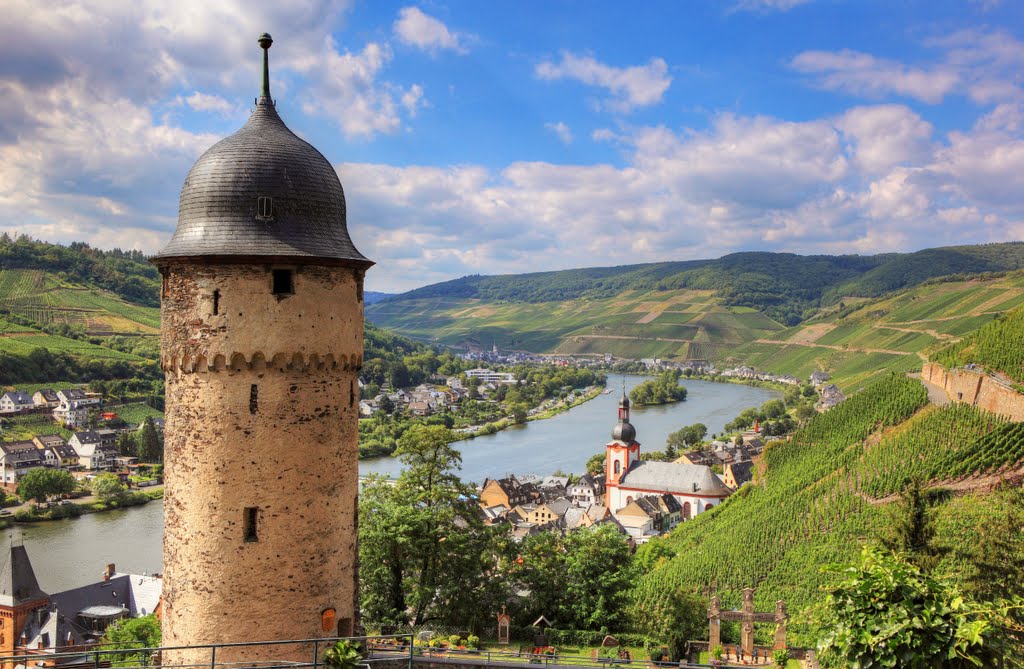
[0,636,785,669]
[0,634,413,669]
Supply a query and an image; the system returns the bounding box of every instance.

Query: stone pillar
[774,600,788,650]
[741,588,755,657]
[708,596,721,649]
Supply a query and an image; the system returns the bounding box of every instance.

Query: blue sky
[2,0,1024,292]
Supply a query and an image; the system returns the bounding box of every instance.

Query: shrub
[448,634,462,647]
[466,635,480,650]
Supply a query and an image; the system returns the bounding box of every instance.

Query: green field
[111,402,164,426]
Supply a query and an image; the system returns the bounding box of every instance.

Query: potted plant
[709,645,724,667]
[323,640,363,669]
[466,635,481,653]
[773,648,790,668]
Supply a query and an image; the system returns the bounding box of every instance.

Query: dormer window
[256,196,274,221]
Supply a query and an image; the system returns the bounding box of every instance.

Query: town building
[479,475,539,509]
[465,368,516,384]
[0,441,45,489]
[52,401,89,428]
[32,389,60,409]
[724,461,755,489]
[568,473,606,506]
[68,432,115,471]
[0,391,35,414]
[56,389,100,407]
[605,394,731,518]
[152,33,371,666]
[0,544,160,662]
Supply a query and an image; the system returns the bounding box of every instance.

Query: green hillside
[635,371,1024,646]
[933,305,1024,385]
[369,253,1024,391]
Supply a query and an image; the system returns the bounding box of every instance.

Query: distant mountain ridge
[381,243,1024,326]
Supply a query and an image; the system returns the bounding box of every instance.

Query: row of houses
[0,388,105,428]
[0,430,127,489]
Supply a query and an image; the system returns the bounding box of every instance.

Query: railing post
[94,649,100,669]
[210,643,217,669]
[408,633,414,669]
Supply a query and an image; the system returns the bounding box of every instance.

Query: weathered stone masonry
[159,262,364,657]
[922,362,1024,421]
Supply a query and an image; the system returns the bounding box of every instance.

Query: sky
[2,1,1024,293]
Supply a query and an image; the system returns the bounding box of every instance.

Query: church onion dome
[611,393,636,441]
[154,33,372,268]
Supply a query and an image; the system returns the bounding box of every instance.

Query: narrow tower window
[243,507,259,542]
[212,290,220,315]
[256,196,274,221]
[272,269,294,295]
[249,384,258,414]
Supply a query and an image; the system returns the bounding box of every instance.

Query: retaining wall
[921,362,1024,421]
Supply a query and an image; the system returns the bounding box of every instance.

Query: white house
[68,431,111,470]
[0,441,45,488]
[53,401,89,427]
[0,391,35,414]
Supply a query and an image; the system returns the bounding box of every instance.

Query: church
[605,394,731,518]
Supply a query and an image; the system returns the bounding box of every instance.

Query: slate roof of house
[71,431,102,445]
[0,443,43,467]
[35,389,59,402]
[2,391,33,405]
[59,389,87,401]
[540,476,569,489]
[50,572,162,621]
[727,461,755,487]
[563,507,587,530]
[34,434,65,448]
[0,545,49,607]
[541,498,572,517]
[24,609,90,649]
[619,461,731,497]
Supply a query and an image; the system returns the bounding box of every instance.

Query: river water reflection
[18,373,778,592]
[360,374,779,484]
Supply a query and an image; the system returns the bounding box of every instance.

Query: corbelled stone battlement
[161,351,364,374]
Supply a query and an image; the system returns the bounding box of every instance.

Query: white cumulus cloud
[393,7,469,54]
[536,51,672,113]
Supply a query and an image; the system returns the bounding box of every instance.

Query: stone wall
[159,261,363,666]
[922,362,1024,421]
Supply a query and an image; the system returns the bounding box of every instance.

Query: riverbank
[0,487,164,528]
[456,386,605,440]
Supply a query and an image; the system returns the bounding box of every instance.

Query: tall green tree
[137,418,162,462]
[359,425,509,630]
[18,468,76,505]
[667,423,708,452]
[562,524,635,630]
[880,477,942,572]
[92,473,129,505]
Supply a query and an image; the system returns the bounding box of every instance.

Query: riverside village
[3,4,1024,669]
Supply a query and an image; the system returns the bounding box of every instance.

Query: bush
[448,634,462,647]
[14,509,37,522]
[466,635,480,650]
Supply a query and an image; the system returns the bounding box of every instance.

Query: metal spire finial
[258,33,273,101]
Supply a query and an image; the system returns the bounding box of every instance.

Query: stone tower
[153,34,372,664]
[605,393,640,509]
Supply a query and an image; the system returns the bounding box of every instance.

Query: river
[359,374,780,484]
[15,373,778,593]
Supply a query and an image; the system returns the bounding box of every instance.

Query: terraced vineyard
[632,373,1024,645]
[0,269,159,335]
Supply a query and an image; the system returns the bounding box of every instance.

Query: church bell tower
[605,393,640,508]
[153,34,373,665]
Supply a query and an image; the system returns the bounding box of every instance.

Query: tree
[628,587,705,661]
[103,614,161,665]
[880,477,942,572]
[116,431,137,457]
[562,524,635,629]
[817,546,1011,669]
[762,399,786,419]
[510,402,528,424]
[667,423,707,452]
[137,418,162,462]
[92,473,129,505]
[359,425,509,630]
[17,468,76,505]
[795,403,817,422]
[586,452,606,476]
[378,394,395,415]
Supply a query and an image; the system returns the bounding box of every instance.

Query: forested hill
[381,243,1024,326]
[0,236,429,385]
[0,235,160,307]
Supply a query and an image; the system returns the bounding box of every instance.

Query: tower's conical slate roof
[155,34,372,267]
[611,393,636,442]
[0,544,48,607]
